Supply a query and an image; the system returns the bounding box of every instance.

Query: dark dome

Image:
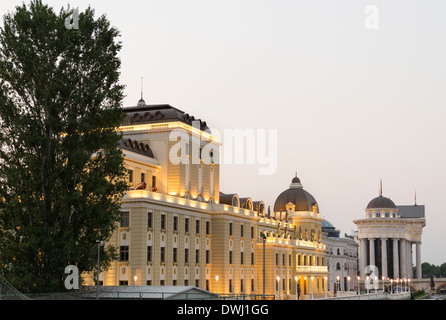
[366,195,397,209]
[273,177,319,213]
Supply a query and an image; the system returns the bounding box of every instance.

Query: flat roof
[397,205,425,218]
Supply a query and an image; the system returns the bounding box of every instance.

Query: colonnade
[359,238,422,279]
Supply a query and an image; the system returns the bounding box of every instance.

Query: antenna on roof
[141,77,144,100]
[379,179,383,196]
[414,189,417,206]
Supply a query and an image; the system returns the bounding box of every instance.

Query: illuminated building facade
[85,98,328,299]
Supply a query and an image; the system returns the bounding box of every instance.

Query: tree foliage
[0,1,128,293]
[420,262,446,278]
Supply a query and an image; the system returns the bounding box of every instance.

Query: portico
[354,193,425,280]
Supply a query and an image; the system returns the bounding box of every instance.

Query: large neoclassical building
[84,97,329,299]
[354,190,425,281]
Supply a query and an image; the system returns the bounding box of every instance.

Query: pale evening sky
[1,0,445,265]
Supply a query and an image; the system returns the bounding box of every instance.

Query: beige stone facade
[84,101,328,299]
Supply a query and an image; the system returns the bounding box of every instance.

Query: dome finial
[137,76,147,107]
[379,178,383,197]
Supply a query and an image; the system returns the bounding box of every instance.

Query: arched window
[336,263,341,270]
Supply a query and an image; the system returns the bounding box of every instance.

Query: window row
[121,246,211,264]
[229,222,256,239]
[122,211,211,235]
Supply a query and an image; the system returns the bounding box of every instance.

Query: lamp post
[374,276,378,294]
[357,276,361,295]
[295,276,298,300]
[336,276,340,292]
[134,275,138,286]
[390,279,393,295]
[408,279,411,295]
[310,276,314,300]
[382,276,386,293]
[276,276,280,300]
[95,239,101,300]
[347,276,351,293]
[366,276,369,294]
[404,278,407,293]
[324,276,328,299]
[261,233,266,300]
[216,275,219,294]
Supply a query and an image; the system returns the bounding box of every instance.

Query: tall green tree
[0,1,128,293]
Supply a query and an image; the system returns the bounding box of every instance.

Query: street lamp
[95,239,101,300]
[295,276,298,300]
[216,275,219,294]
[366,276,370,294]
[324,276,328,299]
[276,276,280,300]
[404,278,407,293]
[375,276,378,294]
[310,276,314,300]
[408,279,411,294]
[390,279,393,294]
[336,276,340,292]
[357,276,361,295]
[382,276,386,293]
[261,233,266,300]
[134,275,138,286]
[347,276,351,293]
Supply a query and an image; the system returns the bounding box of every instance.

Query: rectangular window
[120,246,129,261]
[206,221,210,235]
[241,225,244,237]
[251,279,255,292]
[195,279,199,288]
[251,226,254,239]
[119,281,128,286]
[173,248,177,263]
[251,252,255,265]
[229,222,233,236]
[229,279,233,293]
[152,175,157,190]
[241,252,244,265]
[147,246,152,262]
[289,254,292,266]
[185,218,189,233]
[206,279,209,291]
[141,172,145,183]
[196,219,200,234]
[206,250,210,264]
[276,253,279,265]
[196,249,200,263]
[229,251,233,264]
[184,280,189,286]
[121,211,129,228]
[161,214,166,230]
[240,279,244,292]
[173,216,178,231]
[128,169,133,183]
[160,247,165,263]
[147,211,152,228]
[185,249,189,263]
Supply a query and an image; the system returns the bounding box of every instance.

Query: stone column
[400,239,407,278]
[381,238,388,279]
[393,238,399,279]
[407,242,412,278]
[416,242,422,279]
[360,238,367,278]
[369,238,375,267]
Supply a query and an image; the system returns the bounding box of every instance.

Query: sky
[1,0,445,265]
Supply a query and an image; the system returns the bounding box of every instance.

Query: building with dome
[84,97,330,299]
[322,219,359,292]
[354,187,426,281]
